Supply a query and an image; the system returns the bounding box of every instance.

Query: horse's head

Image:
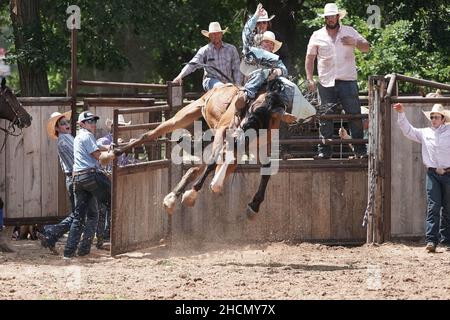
[0,78,32,128]
[240,78,286,134]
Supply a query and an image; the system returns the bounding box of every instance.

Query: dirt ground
[1,238,450,300]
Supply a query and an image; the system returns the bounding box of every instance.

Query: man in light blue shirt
[64,111,111,259]
[38,111,99,255]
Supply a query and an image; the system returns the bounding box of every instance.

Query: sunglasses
[83,119,98,125]
[58,120,70,126]
[430,115,443,120]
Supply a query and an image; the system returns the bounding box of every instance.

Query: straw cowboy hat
[105,114,132,127]
[261,31,282,53]
[46,110,72,139]
[257,9,275,23]
[319,3,347,19]
[201,22,228,38]
[423,104,450,123]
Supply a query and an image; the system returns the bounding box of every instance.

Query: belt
[428,167,450,175]
[73,168,97,177]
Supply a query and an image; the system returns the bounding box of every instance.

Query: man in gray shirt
[173,21,242,91]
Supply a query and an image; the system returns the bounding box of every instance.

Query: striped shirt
[57,134,74,174]
[179,42,242,87]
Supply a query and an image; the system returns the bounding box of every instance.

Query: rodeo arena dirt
[1,74,450,302]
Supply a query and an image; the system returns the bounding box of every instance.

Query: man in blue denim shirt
[64,111,111,259]
[235,3,288,111]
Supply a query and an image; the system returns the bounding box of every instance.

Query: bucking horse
[103,78,296,220]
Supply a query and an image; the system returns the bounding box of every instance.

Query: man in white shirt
[393,102,450,253]
[305,3,370,159]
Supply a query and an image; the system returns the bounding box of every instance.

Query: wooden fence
[0,101,71,225]
[110,106,368,255]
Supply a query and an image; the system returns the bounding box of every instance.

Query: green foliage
[0,0,448,94]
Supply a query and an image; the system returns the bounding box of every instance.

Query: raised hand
[393,103,405,113]
[255,3,264,17]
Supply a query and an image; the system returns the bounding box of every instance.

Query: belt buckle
[436,168,446,175]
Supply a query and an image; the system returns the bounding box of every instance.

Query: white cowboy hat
[47,111,72,139]
[261,31,282,53]
[105,114,132,127]
[423,104,450,123]
[201,22,229,38]
[257,9,275,23]
[319,3,347,19]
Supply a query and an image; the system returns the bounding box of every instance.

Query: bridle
[0,87,25,152]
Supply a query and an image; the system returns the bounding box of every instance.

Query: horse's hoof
[163,192,177,215]
[210,183,222,194]
[246,205,258,221]
[182,189,198,207]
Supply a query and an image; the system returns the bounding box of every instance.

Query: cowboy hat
[201,22,228,38]
[423,104,450,123]
[257,9,275,23]
[105,114,132,127]
[319,3,347,19]
[46,110,72,140]
[261,31,282,53]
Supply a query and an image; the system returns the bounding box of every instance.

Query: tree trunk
[10,0,49,96]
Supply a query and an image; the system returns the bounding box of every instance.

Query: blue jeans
[43,176,74,246]
[43,177,98,247]
[64,171,111,257]
[96,203,110,241]
[203,77,224,92]
[0,208,3,231]
[317,80,366,156]
[244,70,268,99]
[425,170,450,245]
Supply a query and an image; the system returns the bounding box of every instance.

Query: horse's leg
[210,134,241,194]
[247,165,271,220]
[247,117,280,220]
[163,164,205,214]
[112,98,204,157]
[181,143,223,204]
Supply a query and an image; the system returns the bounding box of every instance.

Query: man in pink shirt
[305,3,370,159]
